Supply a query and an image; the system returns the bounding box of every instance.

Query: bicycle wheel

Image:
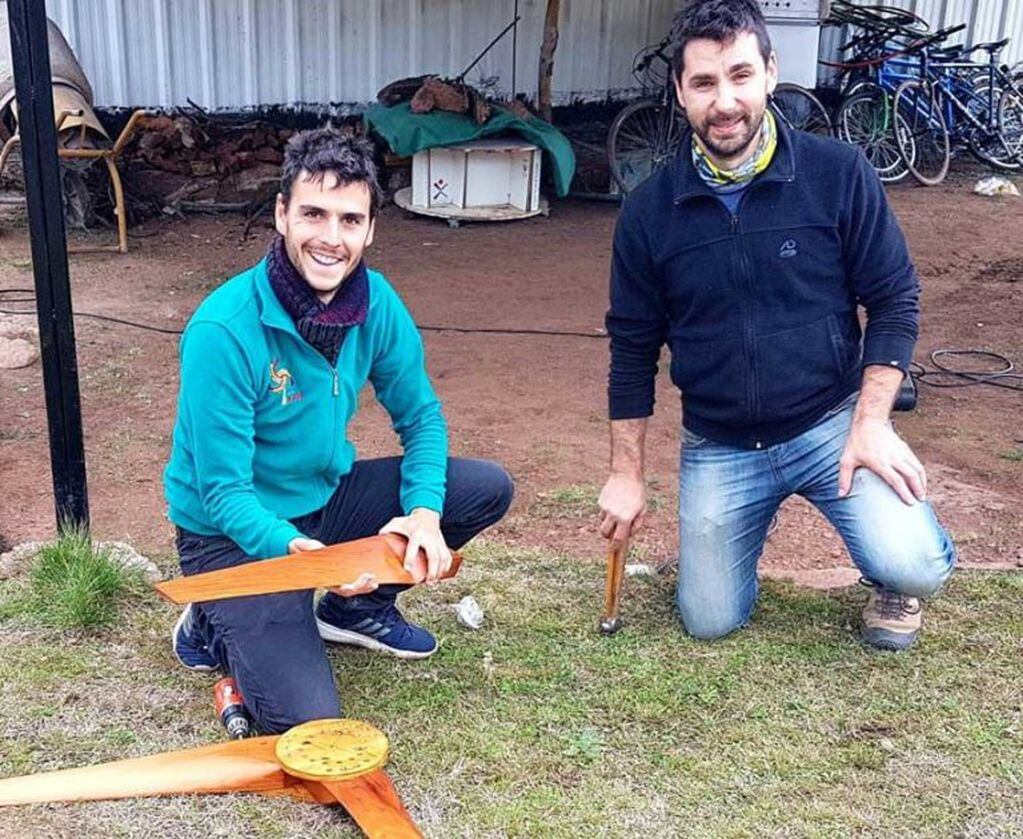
[607,100,687,193]
[770,83,833,136]
[893,79,950,186]
[855,4,930,32]
[996,87,1023,166]
[963,76,1020,171]
[835,86,912,183]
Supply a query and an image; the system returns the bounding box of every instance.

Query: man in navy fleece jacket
[598,0,954,651]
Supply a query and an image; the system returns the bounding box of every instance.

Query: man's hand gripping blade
[154,533,462,605]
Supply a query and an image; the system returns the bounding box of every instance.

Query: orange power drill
[213,677,252,739]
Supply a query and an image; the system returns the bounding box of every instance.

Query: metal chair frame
[0,108,145,254]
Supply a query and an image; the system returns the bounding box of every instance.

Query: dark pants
[176,457,513,734]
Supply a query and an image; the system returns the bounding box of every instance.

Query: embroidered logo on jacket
[269,361,302,405]
[779,239,798,259]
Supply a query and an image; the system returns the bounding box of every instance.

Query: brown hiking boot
[860,581,922,651]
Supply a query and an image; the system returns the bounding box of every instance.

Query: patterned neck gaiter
[692,108,778,190]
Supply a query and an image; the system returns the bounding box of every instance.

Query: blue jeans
[176,457,513,733]
[676,395,956,640]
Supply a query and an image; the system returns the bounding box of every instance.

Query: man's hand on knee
[380,508,452,584]
[839,419,927,505]
[598,473,647,546]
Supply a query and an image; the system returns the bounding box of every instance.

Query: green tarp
[362,102,576,198]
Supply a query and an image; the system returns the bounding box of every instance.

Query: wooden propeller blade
[154,534,462,605]
[310,769,423,839]
[0,736,294,806]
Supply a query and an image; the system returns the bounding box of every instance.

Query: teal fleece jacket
[163,258,448,559]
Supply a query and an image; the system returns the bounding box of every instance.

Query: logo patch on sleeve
[779,239,798,259]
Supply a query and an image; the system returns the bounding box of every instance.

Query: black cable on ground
[910,350,1022,392]
[0,288,609,339]
[419,324,607,339]
[3,291,1020,381]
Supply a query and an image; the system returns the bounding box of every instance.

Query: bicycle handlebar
[635,37,673,74]
[915,23,967,51]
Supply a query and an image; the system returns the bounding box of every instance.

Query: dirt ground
[1,172,1021,585]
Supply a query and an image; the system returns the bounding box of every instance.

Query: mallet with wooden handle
[599,540,628,635]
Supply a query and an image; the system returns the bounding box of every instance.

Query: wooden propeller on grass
[0,718,423,838]
[155,533,462,605]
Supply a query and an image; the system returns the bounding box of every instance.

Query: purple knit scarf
[266,234,369,365]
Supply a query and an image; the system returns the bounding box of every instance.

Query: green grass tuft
[531,483,666,518]
[26,527,144,629]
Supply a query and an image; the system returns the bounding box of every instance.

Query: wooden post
[537,0,560,122]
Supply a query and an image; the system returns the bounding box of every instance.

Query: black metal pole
[512,0,519,97]
[7,0,89,531]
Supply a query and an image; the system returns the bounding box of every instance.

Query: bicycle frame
[877,48,1008,144]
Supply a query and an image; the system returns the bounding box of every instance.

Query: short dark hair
[671,0,773,80]
[280,127,383,217]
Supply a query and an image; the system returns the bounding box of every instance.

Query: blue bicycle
[892,32,1023,184]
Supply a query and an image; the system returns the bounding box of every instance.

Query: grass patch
[997,446,1023,462]
[17,528,145,629]
[0,541,1020,837]
[530,483,601,518]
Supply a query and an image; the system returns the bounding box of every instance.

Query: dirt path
[1,174,1021,585]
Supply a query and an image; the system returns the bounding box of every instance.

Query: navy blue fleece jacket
[607,120,920,449]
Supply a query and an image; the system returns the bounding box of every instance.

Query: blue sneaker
[315,597,438,659]
[172,605,218,671]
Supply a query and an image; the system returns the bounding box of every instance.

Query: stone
[0,541,44,579]
[0,336,38,368]
[102,541,163,583]
[0,313,38,341]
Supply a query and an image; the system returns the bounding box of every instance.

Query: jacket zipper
[678,167,795,449]
[265,319,345,471]
[323,358,341,473]
[728,208,758,436]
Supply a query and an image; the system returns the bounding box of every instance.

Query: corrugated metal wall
[820,0,1023,84]
[43,0,682,110]
[44,0,1015,107]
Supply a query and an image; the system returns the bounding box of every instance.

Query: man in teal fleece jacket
[164,128,512,733]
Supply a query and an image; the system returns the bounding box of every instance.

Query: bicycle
[834,83,915,183]
[823,4,939,182]
[824,0,1023,185]
[605,37,685,193]
[607,36,832,193]
[892,32,1023,184]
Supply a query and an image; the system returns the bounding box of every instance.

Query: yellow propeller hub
[275,719,390,781]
